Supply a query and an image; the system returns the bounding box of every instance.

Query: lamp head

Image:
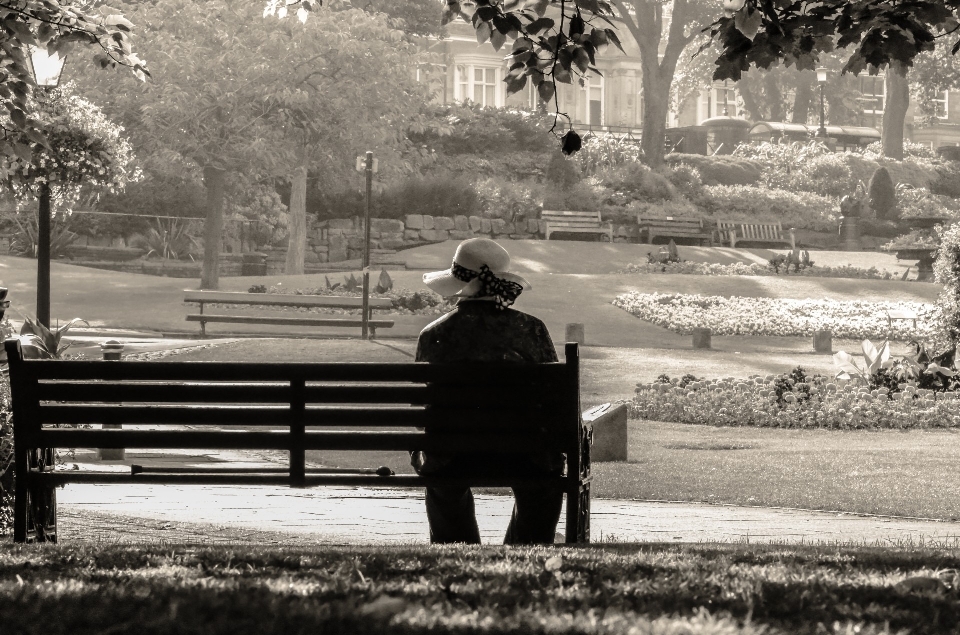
[816,67,828,84]
[26,45,66,88]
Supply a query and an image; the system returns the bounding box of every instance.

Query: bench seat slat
[27,361,569,383]
[37,429,570,453]
[29,471,573,489]
[183,291,394,310]
[37,404,560,426]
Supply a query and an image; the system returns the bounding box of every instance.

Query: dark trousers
[425,482,564,545]
[412,451,564,545]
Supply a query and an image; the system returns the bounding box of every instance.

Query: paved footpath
[54,449,960,547]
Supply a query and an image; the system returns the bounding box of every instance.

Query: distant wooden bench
[184,290,395,338]
[886,308,918,329]
[715,221,795,249]
[5,338,594,545]
[636,216,713,246]
[542,210,613,242]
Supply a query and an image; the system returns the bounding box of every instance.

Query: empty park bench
[636,216,713,246]
[184,290,395,338]
[6,339,597,544]
[715,220,796,249]
[541,210,613,242]
[886,308,918,329]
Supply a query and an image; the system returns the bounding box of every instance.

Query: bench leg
[565,480,590,544]
[18,448,57,543]
[13,448,27,543]
[369,326,376,340]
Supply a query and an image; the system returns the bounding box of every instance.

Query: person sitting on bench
[413,238,564,545]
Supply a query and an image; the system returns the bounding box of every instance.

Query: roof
[748,121,881,139]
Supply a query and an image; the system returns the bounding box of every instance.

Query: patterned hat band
[451,262,523,310]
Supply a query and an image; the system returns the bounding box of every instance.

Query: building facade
[424,19,960,151]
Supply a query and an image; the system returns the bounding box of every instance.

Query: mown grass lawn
[3,542,960,634]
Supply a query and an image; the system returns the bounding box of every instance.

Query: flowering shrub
[631,369,960,429]
[0,378,10,534]
[617,260,894,280]
[573,135,643,175]
[613,292,934,340]
[934,222,960,347]
[0,84,139,212]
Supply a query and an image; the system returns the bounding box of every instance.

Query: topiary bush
[868,166,898,220]
[664,153,761,186]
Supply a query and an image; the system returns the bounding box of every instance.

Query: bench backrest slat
[183,290,394,309]
[14,358,569,384]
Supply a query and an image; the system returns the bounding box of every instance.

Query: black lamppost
[24,45,66,328]
[816,66,828,138]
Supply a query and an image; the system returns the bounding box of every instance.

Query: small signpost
[356,152,377,340]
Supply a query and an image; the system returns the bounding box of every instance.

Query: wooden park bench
[886,308,918,329]
[6,339,597,545]
[542,210,614,242]
[715,220,796,249]
[184,290,395,338]
[636,216,713,246]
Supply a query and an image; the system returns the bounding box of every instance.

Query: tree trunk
[640,70,670,167]
[285,164,307,275]
[764,72,784,122]
[882,61,909,160]
[791,75,814,124]
[200,166,226,290]
[739,81,765,122]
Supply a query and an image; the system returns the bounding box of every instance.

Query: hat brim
[423,268,530,298]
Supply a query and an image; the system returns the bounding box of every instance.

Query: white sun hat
[423,238,530,298]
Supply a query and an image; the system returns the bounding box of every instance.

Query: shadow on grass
[2,542,960,633]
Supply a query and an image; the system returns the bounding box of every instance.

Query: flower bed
[613,292,935,340]
[617,261,894,279]
[632,371,960,429]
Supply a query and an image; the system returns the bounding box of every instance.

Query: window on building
[698,82,738,122]
[581,74,604,126]
[455,64,502,107]
[859,76,884,114]
[933,90,949,119]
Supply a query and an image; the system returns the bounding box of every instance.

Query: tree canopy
[0,0,147,157]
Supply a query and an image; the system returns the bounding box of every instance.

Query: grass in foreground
[2,541,959,634]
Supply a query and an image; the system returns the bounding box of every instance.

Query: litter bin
[241,252,267,276]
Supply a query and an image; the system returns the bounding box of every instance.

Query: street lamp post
[816,66,828,139]
[24,46,66,328]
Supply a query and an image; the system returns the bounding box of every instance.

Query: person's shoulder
[507,308,549,330]
[418,306,459,336]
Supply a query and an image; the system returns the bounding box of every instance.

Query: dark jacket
[412,299,562,475]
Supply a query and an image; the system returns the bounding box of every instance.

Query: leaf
[527,17,554,35]
[476,21,492,45]
[537,80,555,103]
[733,7,762,40]
[561,130,581,155]
[544,556,562,572]
[490,29,506,51]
